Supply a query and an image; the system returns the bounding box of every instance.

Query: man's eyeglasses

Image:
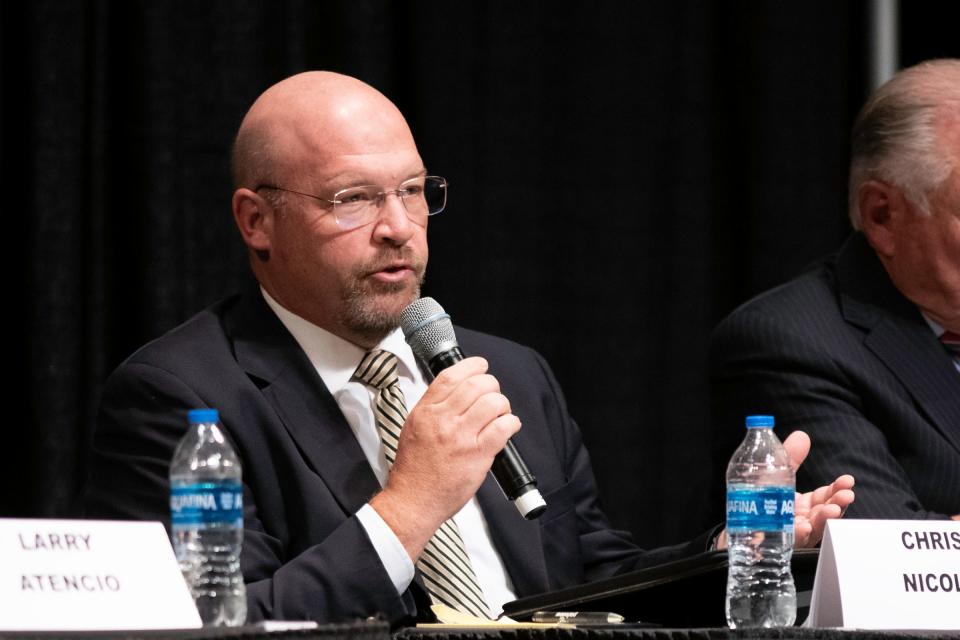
[254,175,448,230]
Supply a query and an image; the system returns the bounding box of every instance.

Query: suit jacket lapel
[838,234,960,456]
[475,475,549,597]
[455,330,550,597]
[225,286,382,515]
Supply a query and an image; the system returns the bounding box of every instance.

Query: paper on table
[251,620,320,632]
[417,605,575,629]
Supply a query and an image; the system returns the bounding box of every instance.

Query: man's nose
[372,191,417,244]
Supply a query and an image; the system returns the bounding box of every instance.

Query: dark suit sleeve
[85,361,414,624]
[528,349,717,583]
[710,307,954,520]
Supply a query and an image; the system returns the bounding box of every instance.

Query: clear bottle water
[725,414,796,628]
[170,408,247,627]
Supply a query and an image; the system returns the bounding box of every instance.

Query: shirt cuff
[708,523,726,551]
[356,503,416,595]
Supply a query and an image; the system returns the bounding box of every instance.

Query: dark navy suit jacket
[711,233,960,520]
[85,287,709,624]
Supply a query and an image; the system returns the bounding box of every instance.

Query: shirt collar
[921,311,946,339]
[260,287,423,393]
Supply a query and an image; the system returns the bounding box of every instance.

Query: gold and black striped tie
[353,349,491,619]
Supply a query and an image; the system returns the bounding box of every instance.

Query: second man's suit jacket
[85,286,710,624]
[711,233,960,520]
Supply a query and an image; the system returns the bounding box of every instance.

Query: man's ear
[858,179,909,259]
[232,188,273,255]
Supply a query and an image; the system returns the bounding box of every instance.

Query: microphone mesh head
[400,297,458,362]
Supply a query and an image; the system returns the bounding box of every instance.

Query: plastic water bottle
[725,414,796,628]
[170,408,247,627]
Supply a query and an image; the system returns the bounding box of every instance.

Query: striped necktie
[941,330,960,361]
[352,349,491,619]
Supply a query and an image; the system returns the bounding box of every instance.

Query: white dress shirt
[262,290,517,616]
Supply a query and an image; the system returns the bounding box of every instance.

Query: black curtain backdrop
[2,1,956,550]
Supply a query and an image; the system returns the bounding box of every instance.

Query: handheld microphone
[400,297,547,520]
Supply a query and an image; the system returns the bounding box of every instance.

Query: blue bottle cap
[188,408,219,424]
[745,414,775,428]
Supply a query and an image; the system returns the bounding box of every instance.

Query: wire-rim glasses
[254,175,448,230]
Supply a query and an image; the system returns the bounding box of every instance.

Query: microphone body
[401,298,547,520]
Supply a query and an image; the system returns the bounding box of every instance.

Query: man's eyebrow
[325,167,429,189]
[403,169,430,182]
[322,172,367,188]
[400,167,429,180]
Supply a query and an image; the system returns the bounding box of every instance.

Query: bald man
[86,72,853,625]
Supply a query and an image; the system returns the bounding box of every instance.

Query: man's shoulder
[117,294,242,377]
[718,257,842,335]
[454,326,553,383]
[455,325,536,357]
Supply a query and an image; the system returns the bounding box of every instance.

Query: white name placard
[808,519,960,629]
[0,518,201,630]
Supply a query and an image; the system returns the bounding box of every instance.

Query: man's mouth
[368,262,417,282]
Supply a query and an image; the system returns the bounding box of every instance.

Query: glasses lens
[398,177,428,217]
[332,178,447,229]
[422,176,447,215]
[333,186,378,229]
[398,176,447,216]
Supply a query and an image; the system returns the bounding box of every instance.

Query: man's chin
[366,277,421,309]
[341,281,422,342]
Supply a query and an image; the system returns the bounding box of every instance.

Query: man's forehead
[274,100,417,153]
[260,108,422,184]
[321,164,427,183]
[308,150,426,189]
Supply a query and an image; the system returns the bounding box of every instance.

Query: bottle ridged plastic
[170,409,247,627]
[725,415,796,628]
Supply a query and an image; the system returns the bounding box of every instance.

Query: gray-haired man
[712,59,960,521]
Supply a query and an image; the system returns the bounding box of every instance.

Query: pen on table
[531,611,625,624]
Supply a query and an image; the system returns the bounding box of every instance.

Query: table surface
[0,621,388,640]
[396,626,960,640]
